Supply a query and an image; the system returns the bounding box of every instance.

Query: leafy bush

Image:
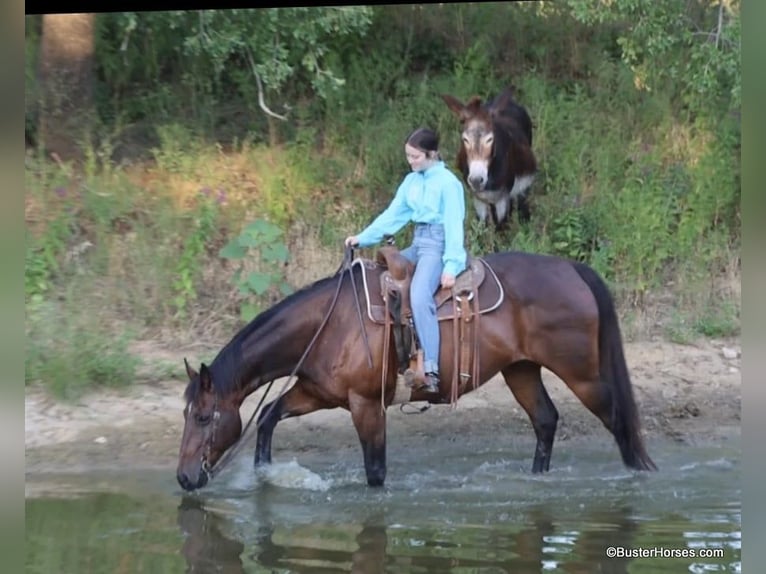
[219,219,293,321]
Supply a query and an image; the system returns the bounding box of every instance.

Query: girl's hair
[405,127,439,153]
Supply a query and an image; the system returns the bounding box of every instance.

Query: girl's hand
[441,273,456,289]
[344,236,359,247]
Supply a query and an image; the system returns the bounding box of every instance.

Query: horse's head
[176,359,242,491]
[442,93,496,193]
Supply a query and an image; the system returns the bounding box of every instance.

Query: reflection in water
[177,496,245,573]
[176,497,652,573]
[253,514,388,574]
[27,439,740,573]
[166,439,743,573]
[551,505,639,574]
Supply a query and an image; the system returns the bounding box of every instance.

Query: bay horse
[442,87,537,229]
[176,250,656,492]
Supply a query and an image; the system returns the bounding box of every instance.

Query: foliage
[26,298,140,400]
[87,8,372,134]
[219,218,292,322]
[24,155,79,301]
[25,215,73,301]
[565,0,741,115]
[549,208,597,263]
[172,192,220,317]
[24,1,740,365]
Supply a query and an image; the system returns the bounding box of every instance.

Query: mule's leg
[510,174,534,224]
[502,361,558,473]
[348,391,387,487]
[472,197,493,225]
[254,379,329,466]
[516,193,531,224]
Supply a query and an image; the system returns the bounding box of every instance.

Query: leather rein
[202,246,372,480]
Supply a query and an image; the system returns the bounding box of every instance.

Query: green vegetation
[25,3,740,398]
[219,218,293,321]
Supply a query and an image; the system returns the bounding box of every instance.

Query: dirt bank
[24,338,741,476]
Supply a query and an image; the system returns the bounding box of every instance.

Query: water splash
[254,459,333,492]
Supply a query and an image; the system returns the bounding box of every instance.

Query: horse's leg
[501,361,558,473]
[559,377,618,445]
[554,361,652,469]
[348,391,386,487]
[253,379,329,466]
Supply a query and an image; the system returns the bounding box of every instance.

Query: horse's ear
[199,363,213,392]
[184,358,198,381]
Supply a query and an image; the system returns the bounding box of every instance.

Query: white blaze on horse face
[462,123,493,192]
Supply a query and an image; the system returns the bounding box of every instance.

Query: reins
[204,246,372,480]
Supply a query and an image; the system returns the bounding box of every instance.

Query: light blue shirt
[355,161,467,277]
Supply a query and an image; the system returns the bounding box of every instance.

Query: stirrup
[418,372,440,393]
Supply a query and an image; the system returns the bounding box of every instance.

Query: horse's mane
[184,264,356,401]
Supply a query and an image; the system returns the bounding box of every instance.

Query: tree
[37,13,95,163]
[114,8,373,144]
[565,0,740,116]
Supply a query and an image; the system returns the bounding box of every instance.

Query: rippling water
[26,434,741,573]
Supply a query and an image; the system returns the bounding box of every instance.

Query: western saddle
[360,245,503,406]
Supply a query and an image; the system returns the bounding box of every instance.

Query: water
[26,435,741,573]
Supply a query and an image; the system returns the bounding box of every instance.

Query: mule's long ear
[489,86,517,117]
[199,363,213,392]
[441,94,466,117]
[184,358,198,381]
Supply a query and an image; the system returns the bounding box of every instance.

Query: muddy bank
[24,338,741,476]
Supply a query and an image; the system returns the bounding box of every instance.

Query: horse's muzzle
[177,470,208,491]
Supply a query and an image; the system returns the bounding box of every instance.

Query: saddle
[356,245,504,407]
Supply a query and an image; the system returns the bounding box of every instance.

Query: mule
[176,250,656,491]
[442,87,537,229]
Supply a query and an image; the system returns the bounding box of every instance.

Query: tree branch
[715,0,724,49]
[245,46,288,121]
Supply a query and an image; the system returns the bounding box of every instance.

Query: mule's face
[441,94,496,194]
[176,361,242,491]
[460,116,495,193]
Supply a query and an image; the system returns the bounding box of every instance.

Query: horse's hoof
[403,368,424,388]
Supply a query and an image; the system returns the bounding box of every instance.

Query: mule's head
[442,93,495,193]
[176,359,242,491]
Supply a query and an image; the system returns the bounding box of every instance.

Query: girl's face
[405,144,433,172]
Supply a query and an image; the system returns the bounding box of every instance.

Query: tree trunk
[37,13,95,164]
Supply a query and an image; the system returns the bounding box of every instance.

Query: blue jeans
[400,223,445,374]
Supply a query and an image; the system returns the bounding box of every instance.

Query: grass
[26,298,141,401]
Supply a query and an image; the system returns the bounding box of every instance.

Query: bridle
[183,394,221,479]
[200,396,220,477]
[191,245,372,482]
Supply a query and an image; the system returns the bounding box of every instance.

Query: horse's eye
[485,135,494,146]
[195,414,212,426]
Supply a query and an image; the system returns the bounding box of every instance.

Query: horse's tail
[571,262,657,471]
